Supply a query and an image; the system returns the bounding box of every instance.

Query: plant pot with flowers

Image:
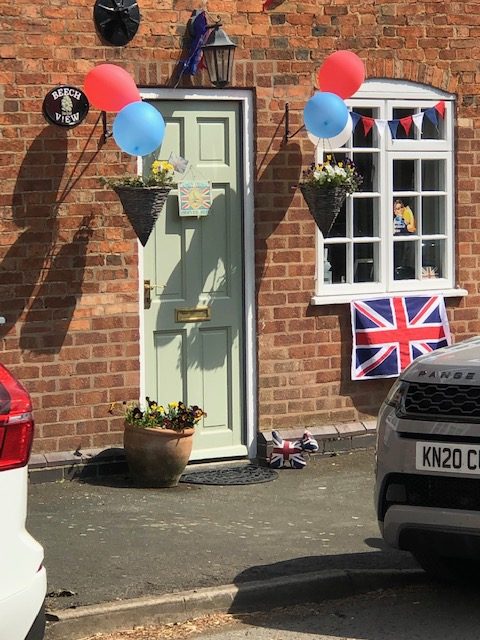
[101,159,176,246]
[299,155,363,237]
[122,398,206,488]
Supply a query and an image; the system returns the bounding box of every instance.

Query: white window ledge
[310,288,468,306]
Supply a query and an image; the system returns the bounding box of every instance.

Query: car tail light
[0,364,34,471]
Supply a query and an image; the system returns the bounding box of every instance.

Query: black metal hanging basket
[299,184,349,237]
[113,186,172,247]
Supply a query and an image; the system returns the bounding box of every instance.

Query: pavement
[26,447,424,640]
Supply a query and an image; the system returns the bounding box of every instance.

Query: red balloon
[84,64,141,112]
[317,51,366,99]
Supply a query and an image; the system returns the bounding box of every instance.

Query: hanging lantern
[201,23,236,88]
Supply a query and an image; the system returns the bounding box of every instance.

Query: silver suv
[375,337,480,582]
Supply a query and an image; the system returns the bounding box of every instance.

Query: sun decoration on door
[178,181,213,217]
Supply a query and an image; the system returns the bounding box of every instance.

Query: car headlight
[384,378,409,410]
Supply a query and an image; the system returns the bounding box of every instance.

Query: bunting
[351,101,446,140]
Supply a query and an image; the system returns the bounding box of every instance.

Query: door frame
[137,88,257,460]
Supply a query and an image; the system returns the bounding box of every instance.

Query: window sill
[310,288,468,306]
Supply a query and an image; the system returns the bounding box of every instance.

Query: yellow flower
[168,401,178,409]
[338,162,344,168]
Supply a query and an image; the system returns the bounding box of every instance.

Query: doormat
[180,464,278,485]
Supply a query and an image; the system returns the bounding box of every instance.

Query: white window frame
[311,79,466,305]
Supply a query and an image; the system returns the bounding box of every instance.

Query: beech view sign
[42,86,89,128]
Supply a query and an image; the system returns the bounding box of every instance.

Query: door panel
[143,100,245,459]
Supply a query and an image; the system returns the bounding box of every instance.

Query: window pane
[394,240,417,280]
[354,198,377,237]
[422,239,444,279]
[393,198,417,236]
[393,159,415,191]
[352,108,377,148]
[354,243,377,283]
[421,108,444,140]
[422,196,445,234]
[328,201,347,237]
[325,244,346,283]
[393,108,415,140]
[422,159,445,191]
[352,152,376,192]
[323,248,333,284]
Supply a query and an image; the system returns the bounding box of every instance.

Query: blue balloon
[113,101,166,156]
[303,92,349,139]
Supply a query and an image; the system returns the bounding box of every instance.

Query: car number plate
[416,441,480,475]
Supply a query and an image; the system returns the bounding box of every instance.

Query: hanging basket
[113,185,172,247]
[299,184,349,237]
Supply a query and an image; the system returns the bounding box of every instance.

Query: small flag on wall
[351,296,451,380]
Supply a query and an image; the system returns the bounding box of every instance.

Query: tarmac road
[111,583,479,640]
[27,448,416,613]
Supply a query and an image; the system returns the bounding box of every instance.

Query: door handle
[144,280,152,309]
[143,280,165,309]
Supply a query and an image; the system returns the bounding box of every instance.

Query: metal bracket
[283,103,305,145]
[101,111,113,144]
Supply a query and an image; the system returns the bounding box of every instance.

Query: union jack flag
[351,296,451,380]
[269,431,306,469]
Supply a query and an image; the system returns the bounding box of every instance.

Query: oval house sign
[42,86,89,128]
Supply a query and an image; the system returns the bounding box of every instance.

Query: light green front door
[143,100,246,460]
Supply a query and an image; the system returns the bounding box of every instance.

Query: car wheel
[411,549,480,584]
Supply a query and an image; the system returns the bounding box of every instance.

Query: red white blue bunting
[350,101,446,140]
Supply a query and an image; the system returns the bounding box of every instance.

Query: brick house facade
[1,0,478,459]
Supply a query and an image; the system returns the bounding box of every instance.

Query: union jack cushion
[268,431,306,469]
[301,430,319,452]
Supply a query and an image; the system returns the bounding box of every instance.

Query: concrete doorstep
[45,568,427,640]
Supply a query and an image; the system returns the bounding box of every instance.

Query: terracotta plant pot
[123,423,194,488]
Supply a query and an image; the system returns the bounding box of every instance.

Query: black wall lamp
[201,21,236,88]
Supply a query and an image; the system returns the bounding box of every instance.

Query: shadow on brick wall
[3,124,100,353]
[19,215,94,354]
[0,127,68,341]
[305,301,392,417]
[255,140,302,285]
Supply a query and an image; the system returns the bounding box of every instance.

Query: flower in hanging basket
[298,155,363,236]
[101,160,176,189]
[300,155,363,194]
[115,397,207,432]
[100,160,176,246]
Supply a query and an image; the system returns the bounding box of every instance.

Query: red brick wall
[0,0,478,452]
